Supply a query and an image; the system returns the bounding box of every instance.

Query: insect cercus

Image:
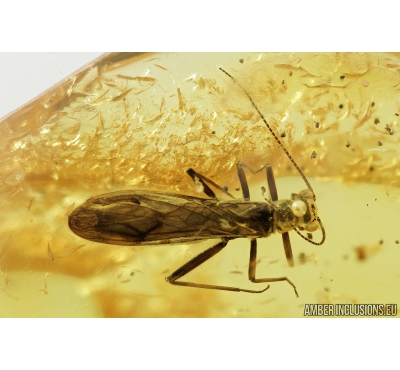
[68,68,326,297]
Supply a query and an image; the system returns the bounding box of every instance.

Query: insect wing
[69,191,274,246]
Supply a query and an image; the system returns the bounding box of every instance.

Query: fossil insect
[68,68,326,297]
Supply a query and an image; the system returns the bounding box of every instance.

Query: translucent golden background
[1,52,399,317]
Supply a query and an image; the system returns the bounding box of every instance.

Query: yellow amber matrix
[0,53,399,317]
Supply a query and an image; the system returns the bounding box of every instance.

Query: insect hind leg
[186,168,235,199]
[187,162,268,200]
[166,238,270,294]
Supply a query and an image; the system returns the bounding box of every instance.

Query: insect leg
[236,162,250,200]
[237,162,294,265]
[266,164,294,266]
[166,238,270,293]
[248,238,298,297]
[187,163,268,200]
[236,162,271,200]
[186,168,235,199]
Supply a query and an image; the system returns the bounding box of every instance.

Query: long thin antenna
[219,67,316,201]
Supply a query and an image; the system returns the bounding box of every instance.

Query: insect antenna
[219,67,316,201]
[220,67,325,245]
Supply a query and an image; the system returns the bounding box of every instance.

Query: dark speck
[385,124,394,135]
[339,104,344,109]
[340,75,345,80]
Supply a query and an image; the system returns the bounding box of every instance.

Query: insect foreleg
[166,238,270,294]
[237,162,294,266]
[248,239,299,297]
[266,164,294,266]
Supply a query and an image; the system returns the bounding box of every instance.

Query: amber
[1,53,399,317]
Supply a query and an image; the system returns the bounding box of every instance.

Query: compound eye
[291,200,307,217]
